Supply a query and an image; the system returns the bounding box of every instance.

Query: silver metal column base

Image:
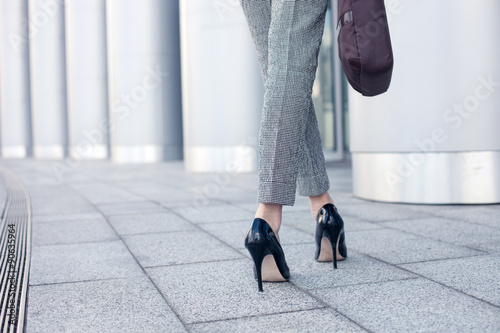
[352,151,500,204]
[184,146,258,173]
[33,145,65,159]
[1,146,28,159]
[111,145,165,164]
[69,144,108,160]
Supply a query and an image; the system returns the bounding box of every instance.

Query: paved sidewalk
[1,159,499,332]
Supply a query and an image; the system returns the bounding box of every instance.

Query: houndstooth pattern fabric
[240,0,330,206]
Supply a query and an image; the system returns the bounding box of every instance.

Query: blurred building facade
[0,0,499,204]
[0,0,346,164]
[0,0,183,163]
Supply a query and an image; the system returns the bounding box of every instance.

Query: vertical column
[28,0,68,159]
[349,0,500,204]
[106,0,182,163]
[0,0,32,158]
[65,0,108,160]
[180,0,263,172]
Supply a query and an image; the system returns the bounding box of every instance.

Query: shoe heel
[338,229,347,259]
[332,226,342,269]
[332,232,339,270]
[246,244,266,292]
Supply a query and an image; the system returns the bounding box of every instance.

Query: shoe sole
[317,237,346,262]
[261,254,288,282]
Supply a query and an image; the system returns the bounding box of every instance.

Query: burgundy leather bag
[337,0,394,96]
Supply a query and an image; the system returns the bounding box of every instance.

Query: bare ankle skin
[309,192,334,220]
[254,203,283,239]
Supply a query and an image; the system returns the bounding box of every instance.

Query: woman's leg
[296,99,333,218]
[258,0,330,207]
[240,1,283,234]
[241,0,331,231]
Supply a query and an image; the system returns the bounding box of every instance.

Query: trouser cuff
[258,181,297,206]
[296,172,330,197]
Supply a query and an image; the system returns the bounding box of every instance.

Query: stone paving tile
[116,179,169,190]
[147,259,323,324]
[400,255,500,307]
[27,276,187,333]
[28,192,79,202]
[111,178,190,192]
[472,241,500,254]
[211,188,260,205]
[329,171,352,181]
[404,203,474,214]
[17,176,62,187]
[24,183,73,194]
[281,210,317,234]
[137,190,194,203]
[190,308,365,333]
[383,217,500,249]
[34,212,104,223]
[424,206,500,229]
[71,183,144,204]
[328,184,352,193]
[283,244,416,290]
[282,210,382,236]
[328,167,352,178]
[132,187,198,205]
[220,177,259,192]
[107,211,195,235]
[171,203,251,224]
[329,192,369,206]
[79,167,160,182]
[30,240,144,285]
[160,174,226,189]
[31,201,98,216]
[30,191,87,204]
[339,202,431,223]
[56,170,94,183]
[96,200,167,216]
[198,220,313,250]
[232,202,260,213]
[286,196,314,211]
[122,230,243,267]
[162,197,230,209]
[312,278,500,332]
[347,228,482,264]
[32,218,118,246]
[343,217,383,232]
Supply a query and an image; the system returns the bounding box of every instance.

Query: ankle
[309,192,334,220]
[254,203,282,235]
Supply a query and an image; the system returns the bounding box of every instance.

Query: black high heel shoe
[315,203,347,269]
[244,218,290,292]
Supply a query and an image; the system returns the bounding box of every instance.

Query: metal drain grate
[0,167,32,333]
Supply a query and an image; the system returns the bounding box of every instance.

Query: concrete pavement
[1,159,499,332]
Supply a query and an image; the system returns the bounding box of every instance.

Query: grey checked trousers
[240,0,330,206]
